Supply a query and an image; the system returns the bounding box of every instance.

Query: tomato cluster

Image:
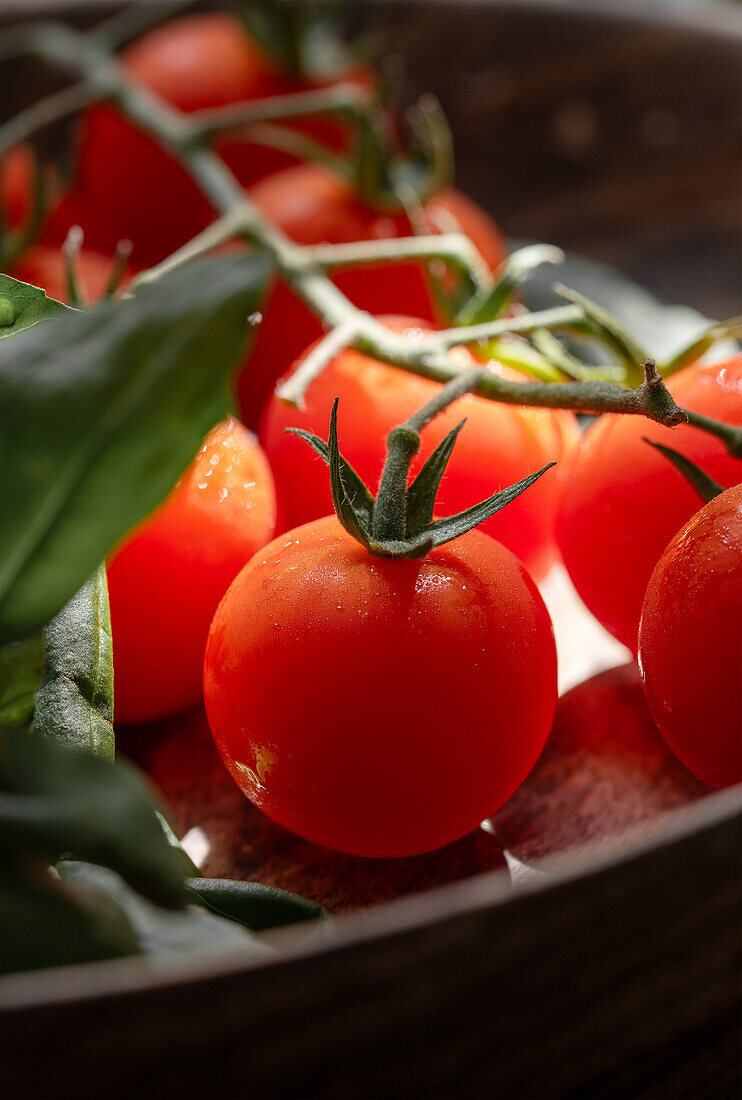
[557,355,742,652]
[240,165,506,425]
[4,8,741,859]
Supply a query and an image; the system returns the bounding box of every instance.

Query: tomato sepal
[290,394,556,559]
[642,440,724,504]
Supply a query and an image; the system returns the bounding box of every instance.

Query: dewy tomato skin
[556,356,742,651]
[10,245,128,305]
[261,316,578,581]
[638,484,742,790]
[74,14,375,266]
[203,516,557,857]
[237,165,507,425]
[108,419,277,725]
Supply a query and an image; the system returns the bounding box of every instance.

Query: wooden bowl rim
[2,783,740,1011]
[2,0,742,41]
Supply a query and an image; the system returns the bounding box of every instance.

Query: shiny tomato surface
[204,516,557,857]
[75,13,374,265]
[108,418,277,725]
[10,244,126,305]
[239,166,507,425]
[261,316,577,581]
[556,356,742,651]
[639,484,742,789]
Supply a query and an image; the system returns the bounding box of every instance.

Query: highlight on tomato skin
[203,516,558,858]
[638,483,742,791]
[108,418,277,726]
[237,164,507,426]
[556,355,742,652]
[260,315,578,582]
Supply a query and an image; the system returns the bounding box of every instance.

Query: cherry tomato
[238,164,507,425]
[556,356,742,651]
[10,244,126,306]
[75,13,374,266]
[203,515,557,857]
[108,418,277,725]
[39,187,126,258]
[260,315,577,581]
[638,483,742,789]
[1,144,35,232]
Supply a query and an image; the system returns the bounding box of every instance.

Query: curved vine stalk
[2,13,741,448]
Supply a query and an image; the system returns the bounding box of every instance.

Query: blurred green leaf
[0,254,270,644]
[33,564,114,760]
[0,727,185,909]
[0,272,73,341]
[61,863,274,961]
[187,878,325,932]
[0,633,43,727]
[0,866,139,975]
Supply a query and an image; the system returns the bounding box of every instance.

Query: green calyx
[289,397,554,559]
[351,93,454,211]
[240,0,365,83]
[239,1,452,209]
[643,439,724,504]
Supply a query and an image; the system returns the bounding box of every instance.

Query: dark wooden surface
[1,790,740,1099]
[493,663,707,863]
[381,0,742,318]
[1,3,741,1097]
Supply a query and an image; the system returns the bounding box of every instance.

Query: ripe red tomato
[39,187,126,257]
[75,13,374,265]
[238,164,507,425]
[556,356,742,651]
[1,144,35,231]
[108,418,277,725]
[260,316,577,581]
[10,244,127,305]
[203,515,557,857]
[638,483,742,789]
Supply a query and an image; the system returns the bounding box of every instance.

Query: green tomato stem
[403,369,481,434]
[662,317,742,378]
[187,83,375,143]
[0,80,101,156]
[418,304,584,351]
[6,21,695,433]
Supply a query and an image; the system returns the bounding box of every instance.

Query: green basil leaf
[33,564,114,760]
[0,272,73,340]
[0,727,185,909]
[187,878,325,932]
[0,866,139,976]
[0,254,270,644]
[60,862,273,960]
[0,633,43,727]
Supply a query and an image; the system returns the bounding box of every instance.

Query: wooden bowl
[1,3,741,1097]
